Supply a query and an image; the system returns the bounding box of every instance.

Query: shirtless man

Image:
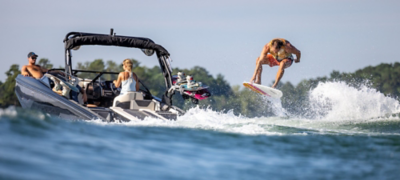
[250,38,301,88]
[21,52,87,103]
[21,52,48,79]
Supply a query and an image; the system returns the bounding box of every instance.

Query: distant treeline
[1,58,399,118]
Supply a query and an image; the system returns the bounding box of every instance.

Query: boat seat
[112,92,157,111]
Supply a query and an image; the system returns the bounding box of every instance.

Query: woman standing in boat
[113,59,140,94]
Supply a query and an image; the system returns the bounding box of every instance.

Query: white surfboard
[243,82,283,98]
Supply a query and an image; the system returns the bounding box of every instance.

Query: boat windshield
[73,71,118,82]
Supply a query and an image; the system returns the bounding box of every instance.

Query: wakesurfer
[250,38,301,88]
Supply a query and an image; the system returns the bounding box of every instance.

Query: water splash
[261,96,288,117]
[308,81,400,120]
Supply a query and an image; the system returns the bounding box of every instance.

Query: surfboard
[243,82,283,98]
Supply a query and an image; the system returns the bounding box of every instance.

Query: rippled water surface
[1,82,400,179]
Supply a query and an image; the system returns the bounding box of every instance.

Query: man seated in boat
[21,52,68,80]
[21,52,49,79]
[21,52,87,103]
[113,59,140,94]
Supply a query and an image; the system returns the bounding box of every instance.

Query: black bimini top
[64,32,170,56]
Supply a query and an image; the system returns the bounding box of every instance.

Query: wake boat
[15,29,210,121]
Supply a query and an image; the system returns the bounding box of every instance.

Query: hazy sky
[1,0,399,86]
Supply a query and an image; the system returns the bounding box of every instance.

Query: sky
[1,0,399,87]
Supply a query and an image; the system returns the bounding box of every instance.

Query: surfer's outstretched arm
[250,44,270,84]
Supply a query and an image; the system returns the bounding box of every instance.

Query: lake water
[1,82,399,180]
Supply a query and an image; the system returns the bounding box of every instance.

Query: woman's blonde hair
[123,59,133,71]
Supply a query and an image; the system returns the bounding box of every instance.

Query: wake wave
[110,81,400,135]
[91,105,400,135]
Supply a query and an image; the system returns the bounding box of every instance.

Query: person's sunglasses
[31,57,37,59]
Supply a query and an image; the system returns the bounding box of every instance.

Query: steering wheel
[110,82,121,96]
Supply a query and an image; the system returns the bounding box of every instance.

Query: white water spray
[308,81,400,120]
[261,96,287,117]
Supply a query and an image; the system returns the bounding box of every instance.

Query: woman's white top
[120,72,136,95]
